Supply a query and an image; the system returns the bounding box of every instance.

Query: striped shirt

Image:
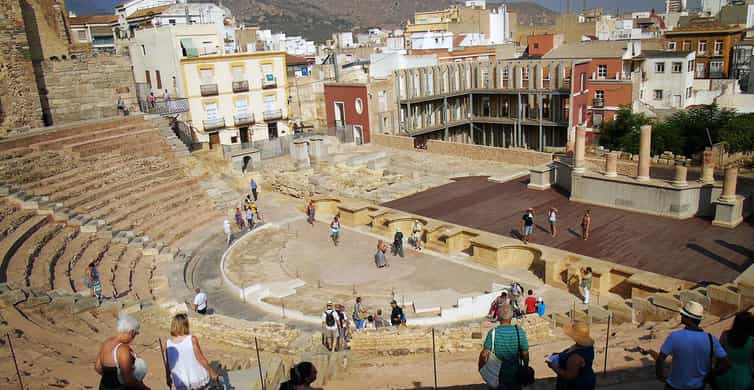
[484,325,529,381]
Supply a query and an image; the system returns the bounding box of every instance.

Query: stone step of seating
[113,247,142,298]
[23,153,130,193]
[52,232,95,292]
[6,222,62,289]
[67,129,162,157]
[94,243,127,299]
[131,255,156,302]
[0,215,52,286]
[77,173,191,216]
[28,226,77,291]
[31,123,150,151]
[139,199,220,242]
[62,166,181,210]
[0,209,37,238]
[0,115,146,152]
[69,238,111,294]
[94,176,196,226]
[109,189,200,234]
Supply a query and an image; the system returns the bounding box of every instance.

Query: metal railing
[143,98,190,115]
[232,80,249,93]
[200,83,218,96]
[592,98,605,108]
[261,76,277,89]
[234,112,255,126]
[263,109,283,121]
[203,116,226,131]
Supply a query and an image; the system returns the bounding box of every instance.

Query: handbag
[479,328,502,388]
[514,325,535,385]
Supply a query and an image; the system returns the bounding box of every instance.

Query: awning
[180,38,199,58]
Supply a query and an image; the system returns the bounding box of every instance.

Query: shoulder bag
[514,325,535,385]
[479,328,502,388]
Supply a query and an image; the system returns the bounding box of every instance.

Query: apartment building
[663,19,744,78]
[69,15,119,52]
[635,50,696,110]
[181,51,289,148]
[405,1,511,48]
[395,59,573,151]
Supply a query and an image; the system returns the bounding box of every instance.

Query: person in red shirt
[524,289,537,314]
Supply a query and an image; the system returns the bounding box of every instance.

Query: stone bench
[470,235,544,271]
[626,272,687,300]
[336,200,375,227]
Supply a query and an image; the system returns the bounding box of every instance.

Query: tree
[599,108,653,154]
[721,113,754,153]
[661,104,736,156]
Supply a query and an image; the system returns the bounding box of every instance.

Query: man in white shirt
[223,219,232,247]
[321,301,340,352]
[193,288,208,315]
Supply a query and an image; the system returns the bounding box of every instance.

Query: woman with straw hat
[546,321,596,390]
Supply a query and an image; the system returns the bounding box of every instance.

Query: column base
[604,172,617,178]
[636,176,650,181]
[671,181,688,187]
[712,196,744,229]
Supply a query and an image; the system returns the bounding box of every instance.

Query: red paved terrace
[383,176,754,284]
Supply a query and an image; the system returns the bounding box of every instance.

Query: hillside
[65,0,121,16]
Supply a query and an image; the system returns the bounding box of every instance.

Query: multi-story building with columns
[395,59,574,151]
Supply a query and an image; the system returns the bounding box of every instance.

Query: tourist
[536,297,546,317]
[335,304,351,347]
[390,300,404,326]
[352,297,367,330]
[374,240,387,268]
[548,207,558,237]
[306,201,316,225]
[581,210,591,240]
[714,311,754,390]
[655,301,731,389]
[245,193,253,207]
[478,304,530,390]
[580,267,592,305]
[95,313,150,390]
[85,262,103,300]
[520,208,535,244]
[524,289,537,314]
[117,97,128,116]
[546,321,596,390]
[488,291,511,321]
[245,206,254,231]
[193,288,208,315]
[166,314,218,390]
[250,178,259,201]
[250,201,262,222]
[374,309,387,328]
[148,92,156,110]
[330,216,341,246]
[365,315,375,329]
[163,89,170,101]
[279,361,322,390]
[223,219,232,247]
[510,282,523,312]
[235,207,245,230]
[391,228,404,258]
[411,220,422,251]
[322,301,340,352]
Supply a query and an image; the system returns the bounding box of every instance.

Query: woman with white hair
[95,313,151,390]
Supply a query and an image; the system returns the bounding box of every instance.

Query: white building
[702,0,729,16]
[637,50,696,110]
[334,32,355,49]
[115,0,178,19]
[408,31,454,50]
[369,52,439,79]
[488,5,511,44]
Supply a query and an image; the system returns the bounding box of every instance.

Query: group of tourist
[223,179,262,247]
[520,207,591,244]
[321,297,405,352]
[488,284,546,321]
[372,222,424,268]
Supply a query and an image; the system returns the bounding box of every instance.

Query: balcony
[592,98,605,108]
[261,75,277,89]
[203,116,226,131]
[200,83,218,97]
[263,109,283,121]
[232,80,249,93]
[234,112,255,126]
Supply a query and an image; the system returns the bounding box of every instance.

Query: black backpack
[325,310,336,327]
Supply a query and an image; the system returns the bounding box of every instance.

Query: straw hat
[681,301,704,321]
[563,321,594,346]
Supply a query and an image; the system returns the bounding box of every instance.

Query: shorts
[549,218,556,224]
[524,225,533,235]
[324,327,338,338]
[331,230,339,238]
[355,319,365,329]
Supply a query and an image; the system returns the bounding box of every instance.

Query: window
[145,70,151,88]
[204,102,218,119]
[231,136,238,143]
[199,68,214,84]
[235,97,248,114]
[580,72,586,92]
[688,60,695,72]
[696,63,706,78]
[378,91,387,112]
[355,98,364,114]
[156,70,162,89]
[710,60,724,75]
[533,42,539,49]
[698,41,707,55]
[522,65,529,80]
[502,66,509,81]
[672,62,682,73]
[686,86,693,98]
[597,64,607,78]
[595,90,604,100]
[653,89,663,100]
[261,63,273,79]
[232,65,244,82]
[682,41,691,51]
[714,40,723,55]
[655,62,665,73]
[667,41,677,50]
[77,30,88,42]
[168,19,176,25]
[263,94,276,111]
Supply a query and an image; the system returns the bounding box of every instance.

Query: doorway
[267,122,278,139]
[239,126,249,146]
[334,101,345,127]
[209,132,220,149]
[353,125,363,145]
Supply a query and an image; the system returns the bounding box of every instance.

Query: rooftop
[69,15,119,25]
[666,18,746,35]
[127,4,172,19]
[543,40,628,59]
[639,50,694,58]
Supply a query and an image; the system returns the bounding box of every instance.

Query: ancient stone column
[291,139,310,169]
[604,152,618,177]
[637,125,652,181]
[671,164,688,187]
[308,137,328,163]
[573,126,586,173]
[720,166,739,202]
[701,149,715,183]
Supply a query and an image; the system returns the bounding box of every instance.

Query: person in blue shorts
[520,208,535,244]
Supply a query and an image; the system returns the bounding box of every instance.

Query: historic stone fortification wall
[372,133,414,150]
[427,139,553,167]
[0,0,43,136]
[40,54,138,125]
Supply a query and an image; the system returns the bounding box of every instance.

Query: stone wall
[427,140,553,167]
[0,0,43,136]
[584,157,637,177]
[372,133,414,150]
[40,54,138,125]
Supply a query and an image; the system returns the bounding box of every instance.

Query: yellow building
[181,51,288,148]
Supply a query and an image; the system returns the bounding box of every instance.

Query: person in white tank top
[166,314,218,390]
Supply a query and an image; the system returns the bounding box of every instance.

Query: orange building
[526,33,564,57]
[663,18,744,79]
